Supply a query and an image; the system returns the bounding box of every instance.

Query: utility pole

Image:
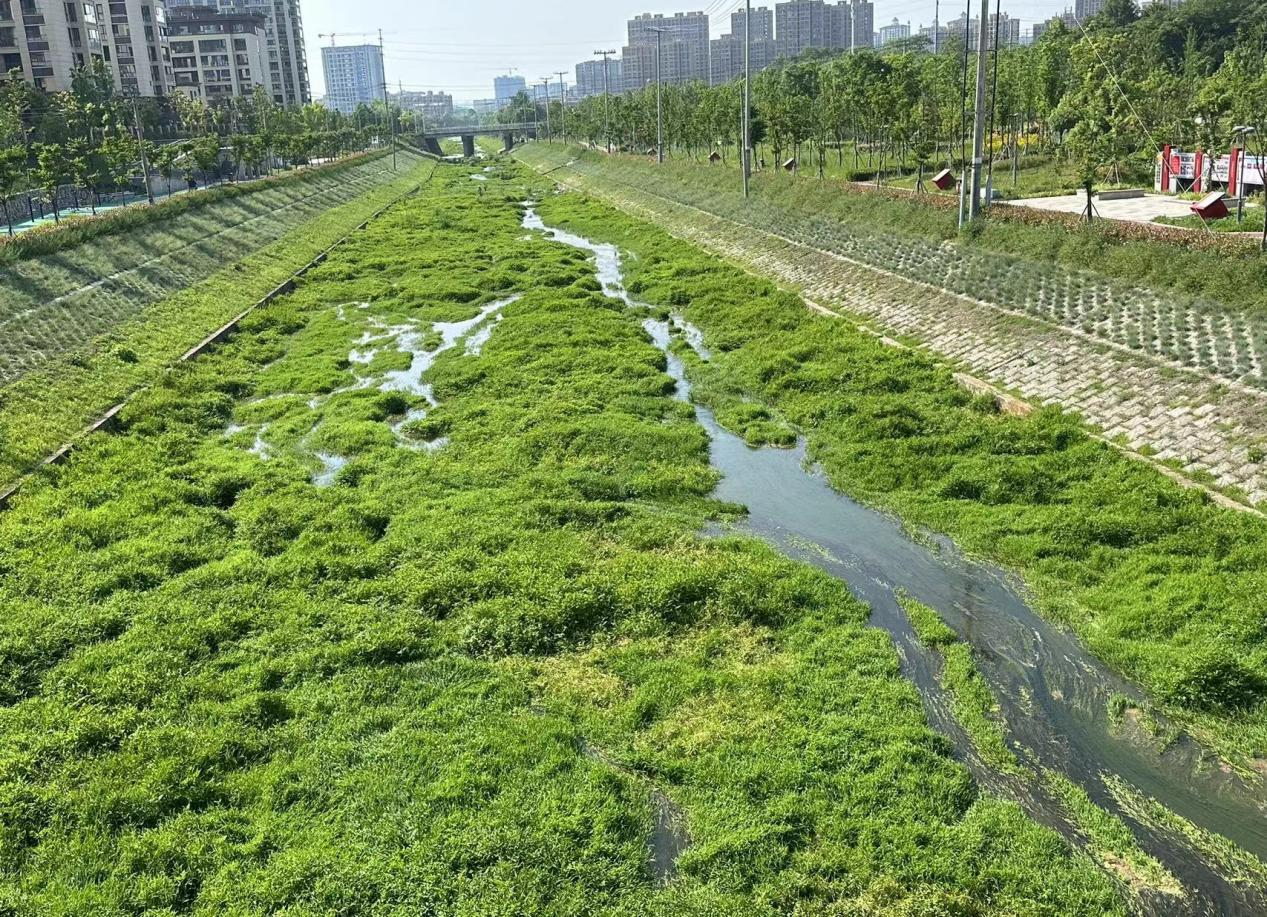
[650,27,666,163]
[742,0,751,197]
[540,78,551,140]
[379,29,395,170]
[555,71,568,144]
[933,0,940,54]
[595,49,616,153]
[130,96,154,205]
[967,0,990,221]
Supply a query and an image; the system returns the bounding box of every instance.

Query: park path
[537,162,1267,508]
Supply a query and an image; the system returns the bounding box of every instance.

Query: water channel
[522,201,1267,915]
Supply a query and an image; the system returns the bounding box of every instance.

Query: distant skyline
[302,0,1081,103]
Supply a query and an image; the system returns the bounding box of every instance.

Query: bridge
[412,123,538,157]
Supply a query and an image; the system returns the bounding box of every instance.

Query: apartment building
[877,18,910,46]
[621,11,709,92]
[168,4,266,102]
[398,89,452,120]
[709,6,775,85]
[493,73,525,106]
[321,42,381,115]
[97,0,172,96]
[0,0,105,92]
[167,0,309,106]
[575,56,621,99]
[947,11,1022,49]
[850,0,873,49]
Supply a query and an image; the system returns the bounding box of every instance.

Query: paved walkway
[1002,193,1194,224]
[537,163,1267,508]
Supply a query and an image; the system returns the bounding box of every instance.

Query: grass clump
[899,591,958,647]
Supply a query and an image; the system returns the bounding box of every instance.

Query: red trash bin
[932,168,955,191]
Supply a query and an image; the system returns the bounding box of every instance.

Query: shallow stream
[523,202,1267,915]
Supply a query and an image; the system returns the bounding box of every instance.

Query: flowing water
[243,295,521,481]
[523,203,1267,914]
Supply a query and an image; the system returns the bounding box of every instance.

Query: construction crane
[317,32,377,47]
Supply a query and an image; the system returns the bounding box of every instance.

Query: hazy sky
[301,0,1073,103]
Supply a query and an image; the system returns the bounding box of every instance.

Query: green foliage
[0,163,1124,914]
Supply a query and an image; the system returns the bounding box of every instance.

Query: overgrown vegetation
[0,151,428,488]
[0,163,1131,914]
[531,184,1267,764]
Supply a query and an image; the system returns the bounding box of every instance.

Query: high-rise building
[0,0,106,92]
[850,0,874,49]
[575,57,621,98]
[494,73,526,106]
[621,11,709,92]
[825,1,852,49]
[947,11,1022,49]
[168,5,267,103]
[97,0,174,96]
[167,0,310,106]
[1075,0,1105,18]
[775,0,826,58]
[321,43,382,114]
[877,17,910,47]
[709,6,775,85]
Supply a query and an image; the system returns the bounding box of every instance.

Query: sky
[301,0,1076,103]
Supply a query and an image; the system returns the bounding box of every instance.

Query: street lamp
[1233,126,1256,224]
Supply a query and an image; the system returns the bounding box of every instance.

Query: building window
[0,2,11,21]
[0,26,12,45]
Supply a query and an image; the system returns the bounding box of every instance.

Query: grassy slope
[522,144,1267,317]
[0,153,429,488]
[0,164,1122,914]
[529,184,1267,765]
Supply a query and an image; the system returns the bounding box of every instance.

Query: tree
[153,141,182,197]
[1099,0,1140,28]
[190,135,221,187]
[0,145,26,235]
[33,143,66,223]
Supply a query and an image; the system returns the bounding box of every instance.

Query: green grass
[0,152,429,489]
[1158,205,1266,234]
[528,183,1267,766]
[0,152,415,387]
[898,592,958,647]
[0,162,1124,914]
[1042,772,1182,899]
[521,144,1267,319]
[897,593,1020,777]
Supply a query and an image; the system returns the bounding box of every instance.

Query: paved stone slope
[540,163,1267,507]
